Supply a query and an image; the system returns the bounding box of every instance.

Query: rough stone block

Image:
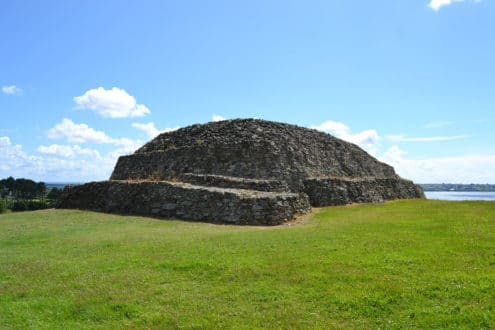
[58,119,424,225]
[58,180,311,226]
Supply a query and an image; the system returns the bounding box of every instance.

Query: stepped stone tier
[58,119,424,225]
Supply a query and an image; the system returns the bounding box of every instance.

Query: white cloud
[132,122,179,139]
[311,120,380,155]
[2,85,23,95]
[381,145,495,183]
[132,122,160,139]
[212,115,227,122]
[312,121,349,136]
[0,135,141,182]
[74,87,150,118]
[37,157,116,182]
[48,118,114,144]
[33,151,119,182]
[423,121,453,129]
[37,144,101,158]
[2,127,495,184]
[387,134,468,142]
[429,0,460,11]
[428,0,480,11]
[344,129,380,154]
[0,136,42,175]
[47,118,141,149]
[113,137,142,150]
[164,127,180,133]
[310,120,492,183]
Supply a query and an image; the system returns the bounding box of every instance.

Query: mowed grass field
[1,200,494,329]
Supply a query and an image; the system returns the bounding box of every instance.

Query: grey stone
[161,203,177,210]
[57,119,424,225]
[57,180,311,226]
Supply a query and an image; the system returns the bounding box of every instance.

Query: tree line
[0,177,63,213]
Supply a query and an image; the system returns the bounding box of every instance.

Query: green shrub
[12,200,28,212]
[12,200,51,212]
[27,200,50,211]
[47,187,63,202]
[0,200,6,213]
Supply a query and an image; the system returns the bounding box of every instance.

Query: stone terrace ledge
[58,180,311,226]
[58,119,424,225]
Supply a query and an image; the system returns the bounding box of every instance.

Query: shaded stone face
[58,180,311,226]
[58,119,424,225]
[111,119,397,188]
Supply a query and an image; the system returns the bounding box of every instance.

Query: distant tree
[0,177,53,211]
[36,182,47,201]
[0,199,6,213]
[47,187,63,201]
[0,180,5,198]
[0,177,48,200]
[15,178,38,199]
[0,176,16,197]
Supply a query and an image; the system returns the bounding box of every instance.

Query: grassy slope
[0,200,494,329]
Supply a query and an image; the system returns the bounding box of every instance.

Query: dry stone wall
[58,180,311,226]
[304,177,424,206]
[111,120,398,191]
[58,119,425,225]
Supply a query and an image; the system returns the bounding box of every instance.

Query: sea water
[425,191,495,201]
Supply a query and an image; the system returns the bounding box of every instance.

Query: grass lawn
[1,200,494,329]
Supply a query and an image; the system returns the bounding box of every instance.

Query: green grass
[1,200,494,329]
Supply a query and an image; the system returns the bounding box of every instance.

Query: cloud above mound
[2,85,23,95]
[0,134,135,182]
[381,145,495,183]
[212,114,227,122]
[387,134,468,142]
[47,118,141,149]
[74,87,150,118]
[428,0,481,11]
[0,136,39,173]
[311,120,380,155]
[132,122,180,139]
[0,118,146,181]
[37,144,101,158]
[48,118,115,144]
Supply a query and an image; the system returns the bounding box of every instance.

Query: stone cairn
[58,119,424,225]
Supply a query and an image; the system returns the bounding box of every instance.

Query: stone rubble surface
[58,119,424,225]
[58,180,311,226]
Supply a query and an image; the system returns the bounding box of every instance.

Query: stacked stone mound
[58,119,424,225]
[59,180,310,226]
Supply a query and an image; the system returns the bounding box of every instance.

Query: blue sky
[1,0,494,183]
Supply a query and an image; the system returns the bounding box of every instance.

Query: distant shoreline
[420,184,495,192]
[46,183,82,189]
[425,191,495,201]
